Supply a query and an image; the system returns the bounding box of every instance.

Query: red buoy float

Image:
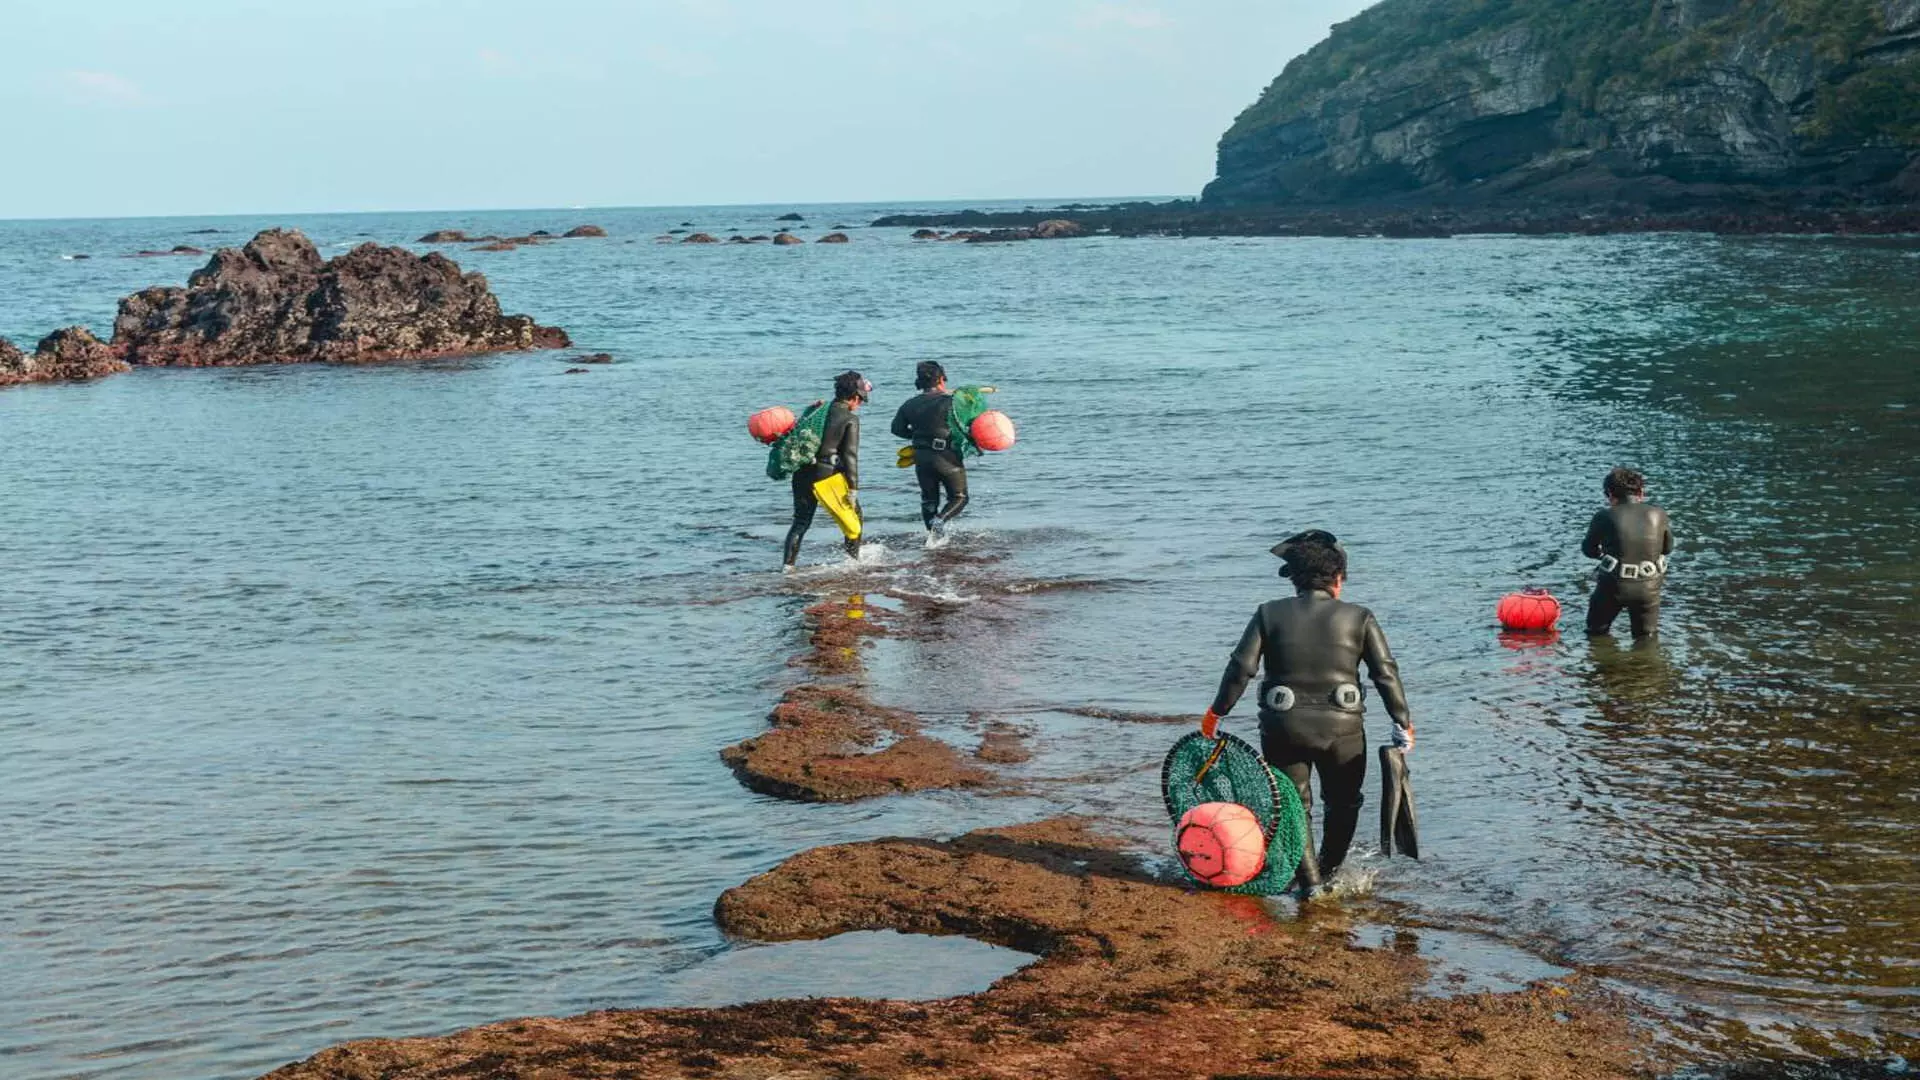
[748,406,796,445]
[1496,588,1561,631]
[971,410,1016,452]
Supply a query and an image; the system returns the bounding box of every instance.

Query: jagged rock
[1031,218,1086,238]
[110,228,569,367]
[816,232,850,243]
[417,230,471,243]
[682,233,719,244]
[1206,0,1920,208]
[562,225,606,237]
[0,327,131,387]
[771,232,805,245]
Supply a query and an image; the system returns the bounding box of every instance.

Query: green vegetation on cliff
[1225,0,1919,146]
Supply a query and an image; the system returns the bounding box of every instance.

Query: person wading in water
[890,361,970,538]
[1200,531,1414,896]
[1582,466,1673,638]
[782,370,867,571]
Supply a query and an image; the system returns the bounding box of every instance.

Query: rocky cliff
[1204,0,1920,207]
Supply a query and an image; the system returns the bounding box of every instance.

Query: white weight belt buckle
[1262,685,1296,712]
[1598,555,1621,574]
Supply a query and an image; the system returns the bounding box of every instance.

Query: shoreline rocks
[266,818,1638,1080]
[875,201,1920,237]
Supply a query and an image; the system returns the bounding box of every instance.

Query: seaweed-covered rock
[111,229,568,367]
[0,327,131,387]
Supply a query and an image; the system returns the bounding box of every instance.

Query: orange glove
[1200,709,1220,739]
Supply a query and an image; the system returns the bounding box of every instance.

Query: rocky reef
[264,818,1637,1080]
[112,228,568,367]
[1205,0,1920,210]
[0,328,129,387]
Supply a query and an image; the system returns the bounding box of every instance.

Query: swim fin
[811,473,862,542]
[896,446,916,468]
[1378,745,1419,859]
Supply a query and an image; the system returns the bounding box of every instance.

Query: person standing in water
[1582,466,1673,638]
[890,361,970,537]
[782,370,867,571]
[1200,531,1413,895]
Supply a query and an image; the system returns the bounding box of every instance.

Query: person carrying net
[1199,531,1414,896]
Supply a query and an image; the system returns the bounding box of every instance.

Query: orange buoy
[971,410,1016,452]
[748,406,796,444]
[1496,588,1561,631]
[1175,801,1267,888]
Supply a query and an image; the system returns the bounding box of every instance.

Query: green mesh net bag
[1161,731,1307,895]
[945,386,993,459]
[766,401,830,480]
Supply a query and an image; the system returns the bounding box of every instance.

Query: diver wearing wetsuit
[891,361,968,533]
[1582,466,1672,638]
[1201,532,1412,894]
[782,370,867,570]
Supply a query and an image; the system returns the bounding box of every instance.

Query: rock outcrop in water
[112,229,569,366]
[1204,0,1920,209]
[0,327,130,387]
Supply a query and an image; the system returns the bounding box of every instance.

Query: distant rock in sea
[776,212,805,221]
[1032,219,1086,239]
[418,229,472,243]
[571,352,614,364]
[0,327,130,387]
[772,233,805,245]
[129,245,206,257]
[683,233,719,244]
[111,228,570,367]
[817,232,850,243]
[563,225,607,237]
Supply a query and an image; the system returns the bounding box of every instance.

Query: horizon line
[0,192,1193,226]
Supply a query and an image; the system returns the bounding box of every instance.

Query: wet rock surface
[267,819,1637,1080]
[110,228,569,367]
[562,224,607,238]
[816,232,850,243]
[0,327,130,386]
[771,233,805,246]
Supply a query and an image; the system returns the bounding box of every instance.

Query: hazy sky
[2,0,1372,219]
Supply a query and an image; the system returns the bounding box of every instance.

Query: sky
[0,0,1374,219]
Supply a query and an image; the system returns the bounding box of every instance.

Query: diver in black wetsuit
[890,361,969,535]
[1200,532,1413,895]
[1582,467,1673,638]
[782,370,867,571]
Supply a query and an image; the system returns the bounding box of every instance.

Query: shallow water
[0,205,1914,1078]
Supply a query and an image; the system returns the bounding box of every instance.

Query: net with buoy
[1161,731,1307,895]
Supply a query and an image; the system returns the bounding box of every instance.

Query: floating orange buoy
[971,410,1016,452]
[748,406,796,444]
[1175,801,1267,888]
[1497,588,1561,631]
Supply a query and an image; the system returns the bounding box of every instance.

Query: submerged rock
[911,228,942,239]
[416,229,471,243]
[571,352,613,364]
[0,327,131,387]
[776,212,805,221]
[111,228,569,367]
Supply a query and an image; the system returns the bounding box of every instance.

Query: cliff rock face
[1205,0,1920,207]
[0,328,131,387]
[113,229,569,366]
